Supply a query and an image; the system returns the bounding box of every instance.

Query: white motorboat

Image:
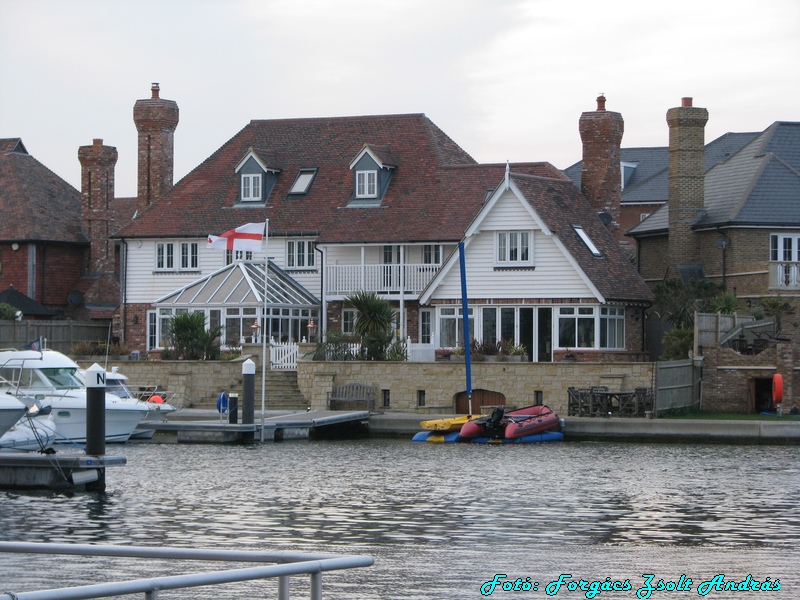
[0,392,27,438]
[91,365,178,440]
[0,349,149,444]
[0,410,56,452]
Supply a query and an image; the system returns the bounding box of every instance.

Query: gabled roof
[629,122,800,236]
[115,114,480,244]
[155,261,318,308]
[510,173,653,303]
[421,171,654,305]
[564,132,758,206]
[0,138,86,244]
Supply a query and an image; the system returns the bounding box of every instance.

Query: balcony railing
[325,264,440,296]
[770,262,800,289]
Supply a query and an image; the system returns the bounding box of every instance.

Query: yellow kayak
[419,415,475,432]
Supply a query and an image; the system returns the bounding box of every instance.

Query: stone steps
[193,371,309,411]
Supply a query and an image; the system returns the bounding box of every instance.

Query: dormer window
[356,170,377,198]
[349,144,396,205]
[235,148,281,205]
[241,174,262,201]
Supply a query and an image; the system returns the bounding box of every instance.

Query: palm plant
[170,312,221,360]
[345,291,396,360]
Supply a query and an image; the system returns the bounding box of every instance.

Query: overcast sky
[2,0,799,198]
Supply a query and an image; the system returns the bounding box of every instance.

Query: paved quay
[163,409,800,444]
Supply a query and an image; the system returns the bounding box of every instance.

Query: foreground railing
[0,542,373,600]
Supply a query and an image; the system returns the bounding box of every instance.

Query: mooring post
[84,363,106,491]
[85,363,106,456]
[242,359,256,444]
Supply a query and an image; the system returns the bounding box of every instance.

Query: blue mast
[458,242,472,417]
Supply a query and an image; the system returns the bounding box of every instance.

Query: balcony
[770,262,800,290]
[325,263,440,297]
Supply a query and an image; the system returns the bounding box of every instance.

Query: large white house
[106,87,651,361]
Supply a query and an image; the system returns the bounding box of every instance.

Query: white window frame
[423,244,441,265]
[241,173,262,202]
[287,239,316,269]
[557,306,596,349]
[180,242,199,270]
[495,231,533,266]
[225,250,253,265]
[155,242,175,271]
[356,170,377,198]
[438,306,473,348]
[600,307,625,349]
[342,309,357,335]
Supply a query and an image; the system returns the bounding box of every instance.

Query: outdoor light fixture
[251,321,261,343]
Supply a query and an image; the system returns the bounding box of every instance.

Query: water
[2,439,800,599]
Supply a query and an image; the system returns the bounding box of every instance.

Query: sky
[2,0,799,198]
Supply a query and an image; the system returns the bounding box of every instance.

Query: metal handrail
[0,542,374,600]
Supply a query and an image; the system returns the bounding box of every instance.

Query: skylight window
[289,169,316,195]
[573,225,602,257]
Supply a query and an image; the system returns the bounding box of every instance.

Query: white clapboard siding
[429,190,597,301]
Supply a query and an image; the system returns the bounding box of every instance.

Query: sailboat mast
[458,242,472,418]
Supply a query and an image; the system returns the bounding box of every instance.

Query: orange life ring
[149,395,165,404]
[772,374,783,406]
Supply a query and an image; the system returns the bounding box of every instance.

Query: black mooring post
[85,363,106,456]
[242,359,255,444]
[84,363,107,491]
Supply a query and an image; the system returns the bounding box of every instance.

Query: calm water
[2,439,800,599]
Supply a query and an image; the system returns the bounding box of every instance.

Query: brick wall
[133,83,179,212]
[579,95,624,240]
[701,343,796,412]
[666,99,708,272]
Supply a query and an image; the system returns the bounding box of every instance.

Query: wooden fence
[0,321,111,353]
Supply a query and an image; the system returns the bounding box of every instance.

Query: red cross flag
[207,223,265,252]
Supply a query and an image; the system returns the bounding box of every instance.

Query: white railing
[0,541,373,600]
[325,264,439,296]
[270,339,299,370]
[771,262,800,289]
[405,338,435,362]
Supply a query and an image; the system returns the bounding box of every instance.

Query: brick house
[626,98,800,411]
[0,137,127,320]
[106,88,652,361]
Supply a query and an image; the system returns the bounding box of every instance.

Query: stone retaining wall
[295,344,654,415]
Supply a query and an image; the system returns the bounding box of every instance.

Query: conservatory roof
[154,261,319,309]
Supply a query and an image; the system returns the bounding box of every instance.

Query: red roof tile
[0,138,85,244]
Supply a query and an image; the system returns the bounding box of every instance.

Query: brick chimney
[78,138,118,275]
[666,97,708,275]
[133,83,179,213]
[578,94,624,239]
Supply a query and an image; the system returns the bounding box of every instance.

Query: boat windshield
[39,367,83,389]
[106,380,136,399]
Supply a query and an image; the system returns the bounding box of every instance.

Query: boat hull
[504,407,561,439]
[0,395,27,438]
[419,415,475,433]
[0,415,56,452]
[459,404,552,440]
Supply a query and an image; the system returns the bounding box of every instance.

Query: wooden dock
[139,410,371,443]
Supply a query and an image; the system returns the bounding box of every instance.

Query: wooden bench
[326,383,378,412]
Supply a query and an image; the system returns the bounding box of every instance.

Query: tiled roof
[0,285,58,316]
[115,114,482,242]
[511,173,654,303]
[0,138,86,244]
[564,132,758,206]
[629,122,800,236]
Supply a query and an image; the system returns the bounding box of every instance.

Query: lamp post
[251,321,261,344]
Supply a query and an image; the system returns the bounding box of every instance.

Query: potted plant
[507,342,527,362]
[435,348,453,361]
[450,344,465,362]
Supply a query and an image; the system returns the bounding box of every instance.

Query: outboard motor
[485,405,506,439]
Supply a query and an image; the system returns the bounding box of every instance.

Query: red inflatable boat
[459,404,558,440]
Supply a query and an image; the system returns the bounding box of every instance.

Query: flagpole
[261,219,268,443]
